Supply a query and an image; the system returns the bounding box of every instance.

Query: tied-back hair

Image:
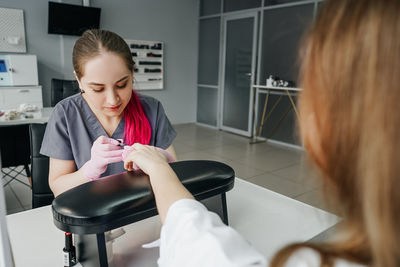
[124,90,151,145]
[72,29,151,145]
[272,0,400,266]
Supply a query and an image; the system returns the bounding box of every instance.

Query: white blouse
[155,199,366,267]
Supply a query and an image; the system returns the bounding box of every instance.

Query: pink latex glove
[122,145,175,171]
[82,136,124,180]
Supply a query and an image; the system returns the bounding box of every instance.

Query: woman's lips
[106,104,121,111]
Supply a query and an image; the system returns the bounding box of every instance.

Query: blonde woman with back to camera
[122,0,400,266]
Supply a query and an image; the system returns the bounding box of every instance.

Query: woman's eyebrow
[87,76,129,86]
[116,76,129,83]
[87,82,104,86]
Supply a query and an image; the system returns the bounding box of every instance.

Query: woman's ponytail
[123,90,151,145]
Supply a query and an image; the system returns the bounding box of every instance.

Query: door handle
[18,89,29,93]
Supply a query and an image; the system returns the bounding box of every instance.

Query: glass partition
[260,4,314,85]
[223,0,261,13]
[198,18,220,85]
[197,86,218,126]
[264,0,304,6]
[200,0,221,16]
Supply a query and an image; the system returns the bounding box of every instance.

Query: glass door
[220,12,257,137]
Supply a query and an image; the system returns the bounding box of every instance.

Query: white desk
[7,178,338,267]
[0,107,52,126]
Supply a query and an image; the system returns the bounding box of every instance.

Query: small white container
[266,76,274,87]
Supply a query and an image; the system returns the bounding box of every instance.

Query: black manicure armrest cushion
[52,160,235,234]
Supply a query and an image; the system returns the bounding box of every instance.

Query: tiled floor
[3,123,330,215]
[2,167,32,214]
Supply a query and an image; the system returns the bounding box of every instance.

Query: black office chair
[50,78,80,107]
[29,123,54,208]
[0,125,31,187]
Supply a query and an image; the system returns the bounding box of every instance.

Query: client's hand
[82,136,123,180]
[123,143,171,174]
[124,144,193,224]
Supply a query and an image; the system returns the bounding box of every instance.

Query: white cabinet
[0,55,38,86]
[0,86,42,110]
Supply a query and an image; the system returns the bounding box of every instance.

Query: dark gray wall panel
[200,0,221,16]
[222,17,254,131]
[198,18,220,85]
[197,86,218,126]
[223,0,261,12]
[260,4,314,85]
[264,0,304,6]
[316,1,324,14]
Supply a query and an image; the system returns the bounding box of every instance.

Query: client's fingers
[124,161,132,171]
[122,146,135,161]
[106,155,123,164]
[132,143,147,151]
[124,157,138,171]
[123,150,138,170]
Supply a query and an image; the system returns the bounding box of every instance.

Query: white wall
[0,0,199,124]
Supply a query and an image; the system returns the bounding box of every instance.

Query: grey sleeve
[154,101,177,149]
[40,104,74,160]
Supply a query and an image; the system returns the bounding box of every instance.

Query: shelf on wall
[125,39,164,90]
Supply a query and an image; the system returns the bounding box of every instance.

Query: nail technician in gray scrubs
[40,29,177,197]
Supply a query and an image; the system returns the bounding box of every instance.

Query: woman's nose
[106,89,120,105]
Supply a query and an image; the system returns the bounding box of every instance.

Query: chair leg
[24,164,31,177]
[96,233,108,267]
[24,164,32,187]
[221,193,229,225]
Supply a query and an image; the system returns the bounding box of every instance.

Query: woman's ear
[131,72,135,87]
[73,71,85,94]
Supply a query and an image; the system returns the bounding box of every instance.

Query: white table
[0,107,53,126]
[7,178,338,266]
[251,85,302,145]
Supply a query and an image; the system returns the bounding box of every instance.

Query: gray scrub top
[40,93,176,178]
